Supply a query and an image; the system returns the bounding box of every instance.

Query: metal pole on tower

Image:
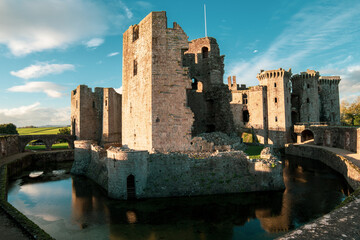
[204,4,207,37]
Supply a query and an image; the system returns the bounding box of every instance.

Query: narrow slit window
[275,97,278,103]
[133,60,137,76]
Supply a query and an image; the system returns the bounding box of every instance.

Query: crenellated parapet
[256,68,292,82]
[318,76,341,85]
[291,69,320,81]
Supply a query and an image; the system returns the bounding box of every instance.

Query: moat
[7,155,352,240]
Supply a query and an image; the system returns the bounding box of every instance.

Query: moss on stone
[337,187,360,209]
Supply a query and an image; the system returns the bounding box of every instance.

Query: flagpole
[204,4,207,37]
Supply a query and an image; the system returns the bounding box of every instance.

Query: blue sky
[0,0,359,127]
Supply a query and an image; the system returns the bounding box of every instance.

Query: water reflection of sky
[7,156,352,240]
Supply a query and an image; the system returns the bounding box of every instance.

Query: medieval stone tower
[257,68,292,145]
[318,76,341,124]
[122,11,194,152]
[291,69,320,123]
[71,85,122,145]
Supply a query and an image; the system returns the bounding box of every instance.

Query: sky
[0,0,359,127]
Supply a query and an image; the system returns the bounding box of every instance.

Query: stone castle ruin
[70,11,341,199]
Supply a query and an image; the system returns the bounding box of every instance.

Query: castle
[71,11,340,150]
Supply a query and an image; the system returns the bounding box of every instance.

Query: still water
[7,156,352,240]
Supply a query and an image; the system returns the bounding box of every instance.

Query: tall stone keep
[122,11,194,152]
[318,76,341,125]
[291,69,320,123]
[257,68,292,146]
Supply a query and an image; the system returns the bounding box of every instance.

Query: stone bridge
[293,124,360,153]
[18,135,76,152]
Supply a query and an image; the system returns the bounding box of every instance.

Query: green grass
[242,132,253,143]
[244,145,264,159]
[25,142,69,150]
[17,127,69,135]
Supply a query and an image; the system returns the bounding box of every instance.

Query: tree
[341,97,360,125]
[58,127,71,135]
[0,123,18,134]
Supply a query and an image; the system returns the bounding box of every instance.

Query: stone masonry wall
[102,88,122,144]
[257,69,292,146]
[122,12,153,151]
[72,144,285,200]
[285,144,360,189]
[318,76,341,124]
[71,85,103,141]
[291,70,320,123]
[151,12,194,152]
[0,135,19,159]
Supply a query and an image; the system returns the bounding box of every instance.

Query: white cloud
[107,52,119,57]
[136,1,153,9]
[10,63,74,80]
[0,0,133,56]
[0,103,70,127]
[114,86,122,94]
[228,2,360,86]
[8,82,65,98]
[253,50,258,53]
[85,38,104,48]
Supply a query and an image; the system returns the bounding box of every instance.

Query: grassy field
[25,142,69,150]
[17,127,69,135]
[244,145,264,159]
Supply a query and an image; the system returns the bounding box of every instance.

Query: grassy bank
[17,127,69,135]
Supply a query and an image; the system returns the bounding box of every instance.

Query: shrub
[0,123,18,134]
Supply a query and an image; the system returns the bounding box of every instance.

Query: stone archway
[301,129,314,142]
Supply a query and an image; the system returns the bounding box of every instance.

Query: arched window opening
[202,46,209,58]
[242,94,248,104]
[133,25,139,42]
[191,78,198,90]
[243,110,249,123]
[274,83,277,87]
[127,175,136,200]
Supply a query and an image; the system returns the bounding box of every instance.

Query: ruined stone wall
[230,86,268,143]
[102,88,122,144]
[184,37,234,135]
[186,92,207,135]
[72,144,284,200]
[318,76,341,125]
[0,135,19,159]
[257,68,292,146]
[151,12,194,152]
[71,85,103,141]
[122,12,153,151]
[291,70,320,123]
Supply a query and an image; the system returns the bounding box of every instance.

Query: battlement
[318,76,341,85]
[227,76,246,91]
[257,68,292,81]
[291,69,320,80]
